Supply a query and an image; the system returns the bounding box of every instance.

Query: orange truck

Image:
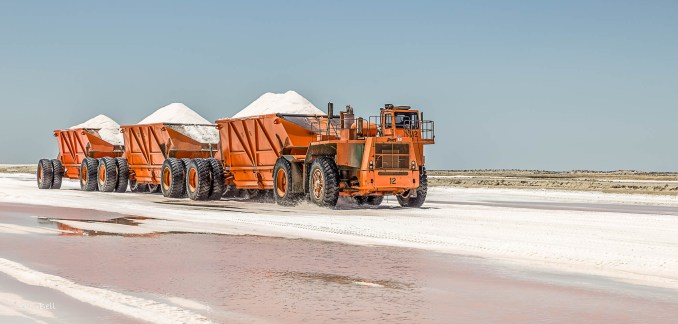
[182,103,435,208]
[39,103,434,209]
[37,127,124,191]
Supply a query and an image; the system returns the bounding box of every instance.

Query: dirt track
[0,165,36,174]
[430,170,678,195]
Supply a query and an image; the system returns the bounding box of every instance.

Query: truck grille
[375,143,410,169]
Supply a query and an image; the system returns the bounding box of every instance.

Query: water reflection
[277,271,414,290]
[50,216,158,237]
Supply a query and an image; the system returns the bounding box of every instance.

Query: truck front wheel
[308,157,339,207]
[397,170,428,208]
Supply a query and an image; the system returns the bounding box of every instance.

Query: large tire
[161,158,186,198]
[114,158,129,193]
[186,158,212,201]
[179,158,195,197]
[147,184,161,194]
[222,185,239,198]
[397,169,428,208]
[50,159,64,189]
[245,189,260,199]
[273,158,302,206]
[37,159,54,189]
[180,158,192,169]
[207,158,225,200]
[366,196,384,206]
[308,157,340,207]
[80,157,99,191]
[353,196,367,205]
[129,180,147,193]
[97,157,117,192]
[354,196,384,206]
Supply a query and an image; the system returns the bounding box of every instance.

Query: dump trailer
[37,128,124,191]
[103,123,220,196]
[183,103,435,208]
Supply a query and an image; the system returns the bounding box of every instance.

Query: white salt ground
[139,103,219,144]
[2,172,678,291]
[232,91,326,118]
[69,114,124,146]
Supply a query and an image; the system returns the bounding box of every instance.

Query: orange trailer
[114,123,219,195]
[215,114,326,190]
[37,128,124,191]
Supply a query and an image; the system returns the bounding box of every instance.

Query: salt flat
[1,173,677,291]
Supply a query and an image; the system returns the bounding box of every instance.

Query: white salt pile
[70,114,124,145]
[139,103,219,144]
[232,91,326,118]
[139,103,212,125]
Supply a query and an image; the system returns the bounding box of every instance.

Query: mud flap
[283,155,304,194]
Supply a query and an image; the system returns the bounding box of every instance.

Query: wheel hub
[276,169,287,197]
[98,164,105,183]
[312,169,323,200]
[162,168,171,190]
[188,168,197,191]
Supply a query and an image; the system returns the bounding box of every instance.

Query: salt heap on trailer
[232,90,325,118]
[69,114,124,146]
[139,103,219,144]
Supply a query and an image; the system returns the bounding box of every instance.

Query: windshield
[394,112,419,129]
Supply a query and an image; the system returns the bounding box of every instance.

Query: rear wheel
[147,184,160,193]
[80,158,99,191]
[37,159,54,189]
[97,157,117,192]
[354,196,384,206]
[222,185,239,198]
[366,196,384,206]
[186,159,211,201]
[115,158,129,193]
[129,180,147,193]
[179,158,193,197]
[50,159,64,189]
[206,158,225,200]
[245,189,260,199]
[273,158,302,206]
[308,157,339,207]
[161,158,186,198]
[397,169,428,208]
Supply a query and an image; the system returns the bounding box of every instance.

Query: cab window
[394,112,418,129]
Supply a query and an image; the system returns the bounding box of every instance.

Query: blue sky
[1,1,677,170]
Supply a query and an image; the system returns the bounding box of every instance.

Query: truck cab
[379,104,434,144]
